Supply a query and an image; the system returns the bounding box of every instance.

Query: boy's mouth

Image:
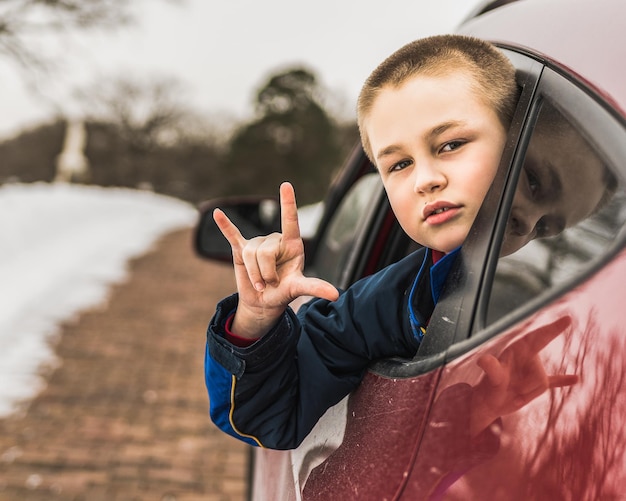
[423,202,458,218]
[423,202,461,224]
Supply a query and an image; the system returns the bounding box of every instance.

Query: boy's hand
[469,316,579,436]
[213,182,339,339]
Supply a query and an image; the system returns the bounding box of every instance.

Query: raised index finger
[213,208,246,249]
[279,182,301,241]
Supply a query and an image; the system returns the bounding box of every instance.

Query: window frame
[409,51,543,361]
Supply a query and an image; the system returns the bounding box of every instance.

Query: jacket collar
[407,247,461,342]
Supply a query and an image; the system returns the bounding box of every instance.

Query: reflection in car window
[311,173,381,285]
[487,100,625,324]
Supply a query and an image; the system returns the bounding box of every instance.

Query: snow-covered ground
[0,183,197,417]
[0,182,322,418]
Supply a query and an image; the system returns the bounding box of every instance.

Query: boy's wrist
[224,314,259,347]
[231,303,285,339]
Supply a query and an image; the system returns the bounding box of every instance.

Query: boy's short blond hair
[357,34,519,162]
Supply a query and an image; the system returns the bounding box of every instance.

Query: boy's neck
[431,249,445,264]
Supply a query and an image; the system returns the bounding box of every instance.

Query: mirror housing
[194,196,281,262]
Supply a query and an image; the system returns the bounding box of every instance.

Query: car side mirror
[194,197,280,262]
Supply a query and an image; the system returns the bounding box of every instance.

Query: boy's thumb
[295,276,340,303]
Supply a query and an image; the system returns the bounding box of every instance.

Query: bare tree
[76,75,195,152]
[0,0,178,70]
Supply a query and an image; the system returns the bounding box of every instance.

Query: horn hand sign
[213,182,339,340]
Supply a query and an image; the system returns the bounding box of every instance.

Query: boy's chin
[408,227,466,254]
[428,238,466,255]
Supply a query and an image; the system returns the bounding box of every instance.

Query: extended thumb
[297,276,340,302]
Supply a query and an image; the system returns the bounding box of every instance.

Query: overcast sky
[0,0,483,138]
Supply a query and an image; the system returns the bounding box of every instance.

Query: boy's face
[363,73,507,253]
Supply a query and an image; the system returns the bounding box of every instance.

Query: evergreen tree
[222,67,345,205]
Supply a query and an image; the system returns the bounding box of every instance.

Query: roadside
[0,228,249,501]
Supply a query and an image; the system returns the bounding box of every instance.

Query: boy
[206,34,521,450]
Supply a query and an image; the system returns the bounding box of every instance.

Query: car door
[403,59,626,499]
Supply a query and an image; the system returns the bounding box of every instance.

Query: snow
[0,183,197,417]
[297,201,323,239]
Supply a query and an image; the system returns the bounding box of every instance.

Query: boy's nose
[413,163,447,194]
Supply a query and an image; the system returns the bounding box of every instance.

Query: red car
[195,0,626,498]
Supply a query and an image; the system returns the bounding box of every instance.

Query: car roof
[458,0,626,118]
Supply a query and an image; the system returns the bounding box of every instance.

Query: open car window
[309,172,384,287]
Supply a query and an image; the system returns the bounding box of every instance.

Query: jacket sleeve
[205,251,425,450]
[205,293,304,448]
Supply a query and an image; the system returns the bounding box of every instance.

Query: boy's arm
[206,181,344,448]
[205,293,305,448]
[213,182,338,339]
[205,251,426,450]
[205,292,365,450]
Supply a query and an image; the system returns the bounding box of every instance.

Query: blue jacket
[205,247,460,450]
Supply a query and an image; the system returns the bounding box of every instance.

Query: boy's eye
[389,159,412,172]
[440,140,465,153]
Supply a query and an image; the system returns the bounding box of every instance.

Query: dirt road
[0,228,249,500]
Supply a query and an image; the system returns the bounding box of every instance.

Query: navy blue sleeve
[205,250,426,450]
[206,292,309,448]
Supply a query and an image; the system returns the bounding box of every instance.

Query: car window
[485,73,626,326]
[309,172,383,286]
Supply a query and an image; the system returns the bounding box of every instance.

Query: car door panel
[302,369,442,500]
[418,248,626,500]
